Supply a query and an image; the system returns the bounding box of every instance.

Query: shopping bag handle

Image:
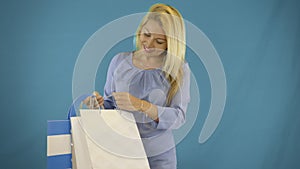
[67,94,92,119]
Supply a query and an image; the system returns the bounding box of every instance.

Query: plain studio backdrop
[0,0,299,168]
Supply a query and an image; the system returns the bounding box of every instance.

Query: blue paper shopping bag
[47,94,91,169]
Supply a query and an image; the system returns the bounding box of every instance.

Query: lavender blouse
[103,52,190,169]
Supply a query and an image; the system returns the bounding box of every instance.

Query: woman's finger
[92,91,104,105]
[96,96,104,102]
[115,93,130,100]
[99,100,104,106]
[83,97,90,104]
[93,91,100,96]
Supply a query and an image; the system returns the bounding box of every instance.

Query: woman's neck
[133,50,165,69]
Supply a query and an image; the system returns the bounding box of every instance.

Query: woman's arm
[140,99,189,130]
[140,63,191,130]
[139,100,159,122]
[111,62,191,130]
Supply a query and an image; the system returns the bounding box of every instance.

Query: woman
[93,3,190,169]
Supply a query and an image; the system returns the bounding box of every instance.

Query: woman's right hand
[82,91,104,109]
[93,91,104,107]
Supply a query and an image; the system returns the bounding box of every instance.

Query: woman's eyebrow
[143,27,167,41]
[144,27,150,33]
[156,38,166,41]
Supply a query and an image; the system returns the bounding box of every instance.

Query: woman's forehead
[142,19,166,36]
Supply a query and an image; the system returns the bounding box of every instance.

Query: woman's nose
[145,38,155,48]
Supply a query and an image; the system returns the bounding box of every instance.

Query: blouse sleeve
[154,63,191,130]
[103,53,121,109]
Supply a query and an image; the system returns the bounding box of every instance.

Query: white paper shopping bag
[70,109,150,169]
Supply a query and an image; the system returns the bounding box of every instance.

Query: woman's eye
[156,40,165,44]
[144,33,151,37]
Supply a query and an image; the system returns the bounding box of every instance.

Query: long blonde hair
[135,3,186,106]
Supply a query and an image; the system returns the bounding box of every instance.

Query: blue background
[0,0,299,168]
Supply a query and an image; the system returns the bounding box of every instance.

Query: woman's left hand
[112,92,141,111]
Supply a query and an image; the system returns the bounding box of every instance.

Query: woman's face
[139,19,167,56]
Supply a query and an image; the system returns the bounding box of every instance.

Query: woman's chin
[144,50,165,57]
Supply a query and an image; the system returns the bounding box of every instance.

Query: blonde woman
[93,3,190,169]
